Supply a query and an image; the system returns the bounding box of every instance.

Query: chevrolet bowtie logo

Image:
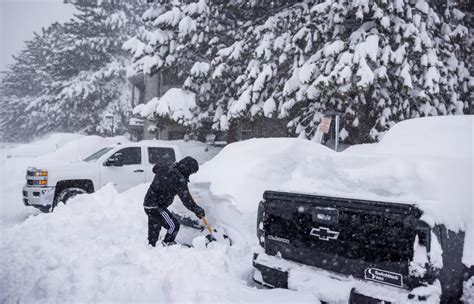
[310,226,339,241]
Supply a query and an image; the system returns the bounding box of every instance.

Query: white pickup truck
[22,142,182,212]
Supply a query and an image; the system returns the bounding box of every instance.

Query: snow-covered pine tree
[0,0,145,141]
[37,0,146,136]
[288,0,472,143]
[124,0,301,132]
[211,0,471,143]
[0,24,62,140]
[124,0,236,130]
[123,0,471,143]
[207,2,310,133]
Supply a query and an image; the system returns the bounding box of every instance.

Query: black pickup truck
[253,190,472,303]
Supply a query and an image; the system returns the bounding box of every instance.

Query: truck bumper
[253,252,438,303]
[22,185,55,210]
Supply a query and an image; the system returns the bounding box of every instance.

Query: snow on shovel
[201,217,232,246]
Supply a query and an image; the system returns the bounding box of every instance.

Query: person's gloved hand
[194,206,205,219]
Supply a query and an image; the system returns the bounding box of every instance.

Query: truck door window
[148,147,175,165]
[110,147,142,165]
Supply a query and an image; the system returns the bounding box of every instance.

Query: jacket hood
[176,156,199,181]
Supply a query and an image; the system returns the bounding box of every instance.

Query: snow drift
[195,116,473,266]
[1,184,316,303]
[193,138,334,213]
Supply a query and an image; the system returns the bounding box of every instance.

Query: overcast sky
[0,0,77,72]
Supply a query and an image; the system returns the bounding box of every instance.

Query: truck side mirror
[104,153,123,167]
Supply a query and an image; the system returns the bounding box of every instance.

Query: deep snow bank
[0,184,317,303]
[194,133,472,233]
[193,138,334,213]
[351,116,473,266]
[375,115,472,160]
[194,117,473,266]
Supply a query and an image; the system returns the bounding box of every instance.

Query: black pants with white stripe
[144,207,180,246]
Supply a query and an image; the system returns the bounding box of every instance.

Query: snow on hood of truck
[194,116,473,266]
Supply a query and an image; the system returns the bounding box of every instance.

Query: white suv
[22,142,182,212]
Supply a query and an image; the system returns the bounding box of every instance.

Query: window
[148,147,175,165]
[110,147,142,165]
[84,147,113,162]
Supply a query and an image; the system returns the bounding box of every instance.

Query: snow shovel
[191,193,232,246]
[201,217,232,246]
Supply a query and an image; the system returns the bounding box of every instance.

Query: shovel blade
[205,227,232,246]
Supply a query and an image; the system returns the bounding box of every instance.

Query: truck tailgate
[262,191,422,289]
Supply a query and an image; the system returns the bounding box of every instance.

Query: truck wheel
[52,187,87,210]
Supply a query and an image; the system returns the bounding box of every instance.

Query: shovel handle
[190,194,213,234]
[201,217,213,234]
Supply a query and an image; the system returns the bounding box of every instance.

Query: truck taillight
[416,221,431,251]
[257,200,266,247]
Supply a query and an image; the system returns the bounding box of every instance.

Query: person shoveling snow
[144,156,205,247]
[143,156,231,247]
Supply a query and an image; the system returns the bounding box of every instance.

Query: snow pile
[195,116,473,266]
[194,138,333,213]
[0,184,316,303]
[375,115,472,160]
[135,88,196,123]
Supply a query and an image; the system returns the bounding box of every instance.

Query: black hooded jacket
[143,156,202,215]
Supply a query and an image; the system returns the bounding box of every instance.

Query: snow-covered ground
[1,116,472,303]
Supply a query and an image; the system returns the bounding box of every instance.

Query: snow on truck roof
[194,116,473,266]
[375,115,473,160]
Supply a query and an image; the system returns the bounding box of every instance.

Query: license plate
[364,267,403,288]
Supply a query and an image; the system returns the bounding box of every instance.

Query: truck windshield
[83,147,114,162]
